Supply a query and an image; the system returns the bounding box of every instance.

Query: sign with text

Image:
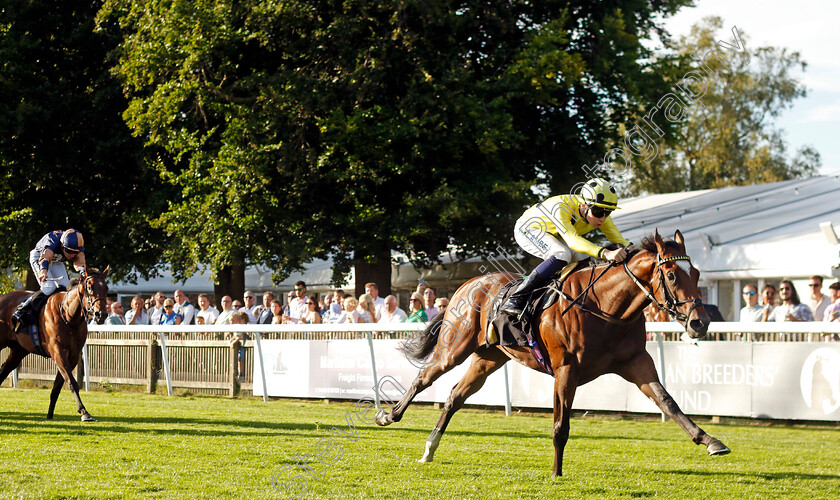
[255,340,840,421]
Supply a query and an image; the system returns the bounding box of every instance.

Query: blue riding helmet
[60,229,85,253]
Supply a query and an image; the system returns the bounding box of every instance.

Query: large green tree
[624,17,820,195]
[0,0,170,289]
[98,0,689,294]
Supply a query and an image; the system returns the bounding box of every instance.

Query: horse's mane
[627,234,682,258]
[68,267,103,288]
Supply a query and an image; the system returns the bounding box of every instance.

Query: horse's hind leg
[0,346,27,385]
[52,352,94,422]
[46,372,63,419]
[419,348,509,463]
[375,339,475,426]
[618,352,729,456]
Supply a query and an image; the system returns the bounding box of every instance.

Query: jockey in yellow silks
[501,178,630,317]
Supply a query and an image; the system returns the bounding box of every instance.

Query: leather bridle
[623,254,702,329]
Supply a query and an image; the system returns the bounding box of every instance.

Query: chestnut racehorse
[376,231,730,476]
[0,266,109,421]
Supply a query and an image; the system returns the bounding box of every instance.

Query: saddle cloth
[17,293,51,358]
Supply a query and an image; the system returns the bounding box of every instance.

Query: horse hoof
[81,414,96,422]
[374,410,391,426]
[707,440,730,456]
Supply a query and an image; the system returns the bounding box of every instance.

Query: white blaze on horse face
[675,260,692,277]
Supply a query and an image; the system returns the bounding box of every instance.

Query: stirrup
[11,312,24,334]
[500,298,526,318]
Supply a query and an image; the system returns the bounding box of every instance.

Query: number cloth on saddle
[15,292,53,357]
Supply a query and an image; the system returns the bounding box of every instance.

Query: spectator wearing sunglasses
[303,297,322,324]
[739,284,764,322]
[502,178,630,318]
[763,280,813,322]
[159,299,183,325]
[806,275,831,321]
[283,281,309,324]
[12,229,88,333]
[406,292,428,323]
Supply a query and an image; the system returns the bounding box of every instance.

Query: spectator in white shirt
[378,295,407,323]
[363,282,386,321]
[216,296,236,325]
[173,289,195,325]
[149,291,166,326]
[125,295,150,325]
[238,290,258,323]
[739,284,764,322]
[283,281,309,324]
[807,276,831,321]
[423,287,439,319]
[195,293,220,325]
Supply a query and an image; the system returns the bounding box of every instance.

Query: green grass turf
[0,388,838,499]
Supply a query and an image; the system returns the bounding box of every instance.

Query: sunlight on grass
[0,388,838,499]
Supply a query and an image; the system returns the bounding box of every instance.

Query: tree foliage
[0,0,170,284]
[97,0,689,288]
[625,17,820,195]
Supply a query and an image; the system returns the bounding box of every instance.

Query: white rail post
[253,332,268,402]
[158,332,173,396]
[365,331,382,411]
[503,364,512,416]
[656,330,668,423]
[82,342,90,391]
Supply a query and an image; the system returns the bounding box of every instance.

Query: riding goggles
[590,206,613,218]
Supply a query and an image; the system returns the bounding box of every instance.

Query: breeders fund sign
[255,340,840,422]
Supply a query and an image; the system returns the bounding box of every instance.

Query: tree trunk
[24,268,39,291]
[214,262,245,302]
[353,244,392,298]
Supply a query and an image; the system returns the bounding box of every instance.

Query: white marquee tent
[612,175,840,319]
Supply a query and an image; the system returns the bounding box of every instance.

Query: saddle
[15,292,53,358]
[487,261,587,375]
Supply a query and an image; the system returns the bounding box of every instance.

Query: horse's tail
[398,311,445,363]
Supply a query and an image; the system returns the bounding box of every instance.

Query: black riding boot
[500,270,549,318]
[501,256,568,318]
[11,290,44,333]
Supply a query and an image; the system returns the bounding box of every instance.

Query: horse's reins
[558,261,619,319]
[554,248,700,327]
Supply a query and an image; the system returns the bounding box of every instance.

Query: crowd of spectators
[740,276,840,323]
[96,280,451,327]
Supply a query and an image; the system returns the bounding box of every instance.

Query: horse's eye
[667,272,676,281]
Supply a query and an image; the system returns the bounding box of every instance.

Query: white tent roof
[613,175,840,279]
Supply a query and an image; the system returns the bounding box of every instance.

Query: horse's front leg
[51,350,94,422]
[617,352,730,456]
[552,363,578,477]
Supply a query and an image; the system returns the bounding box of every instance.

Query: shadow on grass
[664,469,840,482]
[0,411,320,437]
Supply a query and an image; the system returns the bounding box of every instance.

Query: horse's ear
[654,229,664,250]
[103,265,110,278]
[674,230,685,248]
